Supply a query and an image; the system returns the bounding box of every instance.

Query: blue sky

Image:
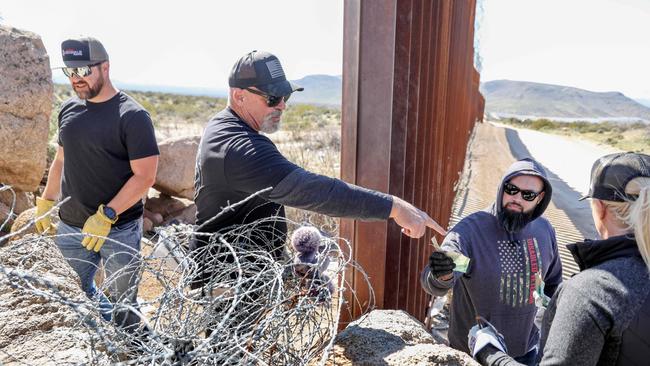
[2,0,649,99]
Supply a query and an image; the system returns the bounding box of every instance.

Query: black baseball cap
[228,50,304,97]
[61,37,109,67]
[580,152,650,202]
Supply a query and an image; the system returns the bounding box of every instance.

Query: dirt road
[451,122,619,278]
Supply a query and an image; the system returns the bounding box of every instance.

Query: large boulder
[0,25,52,192]
[153,135,200,200]
[328,309,478,365]
[0,235,111,364]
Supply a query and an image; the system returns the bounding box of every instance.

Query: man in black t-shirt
[36,37,159,331]
[192,51,447,290]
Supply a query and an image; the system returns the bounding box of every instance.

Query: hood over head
[493,158,553,225]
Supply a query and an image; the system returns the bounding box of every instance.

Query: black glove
[428,251,455,278]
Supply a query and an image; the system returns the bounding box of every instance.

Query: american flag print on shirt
[497,238,542,307]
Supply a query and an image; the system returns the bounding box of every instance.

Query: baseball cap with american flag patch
[229,50,304,97]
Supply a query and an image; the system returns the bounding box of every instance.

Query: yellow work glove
[35,197,55,234]
[81,205,118,252]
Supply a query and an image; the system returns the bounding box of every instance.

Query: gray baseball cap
[229,50,303,97]
[61,37,109,67]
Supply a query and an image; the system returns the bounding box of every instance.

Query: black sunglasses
[245,88,290,107]
[62,62,103,78]
[503,182,543,202]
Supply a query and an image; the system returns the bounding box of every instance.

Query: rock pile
[0,235,111,365]
[327,309,479,366]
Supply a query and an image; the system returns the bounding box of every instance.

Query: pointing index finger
[426,216,447,236]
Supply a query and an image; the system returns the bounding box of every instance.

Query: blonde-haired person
[469,152,650,366]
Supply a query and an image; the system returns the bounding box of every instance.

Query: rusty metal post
[341,0,484,323]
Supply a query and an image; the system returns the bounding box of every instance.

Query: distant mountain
[635,98,650,108]
[53,74,228,97]
[481,80,650,123]
[289,74,342,106]
[52,73,342,106]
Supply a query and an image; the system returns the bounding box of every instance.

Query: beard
[73,74,104,100]
[498,205,536,233]
[259,110,282,134]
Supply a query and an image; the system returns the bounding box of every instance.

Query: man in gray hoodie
[421,158,563,365]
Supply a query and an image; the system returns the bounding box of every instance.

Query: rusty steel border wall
[340,0,484,323]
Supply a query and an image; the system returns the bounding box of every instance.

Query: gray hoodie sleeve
[421,266,455,297]
[542,226,563,298]
[268,167,393,220]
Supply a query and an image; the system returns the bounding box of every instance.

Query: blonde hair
[602,177,650,272]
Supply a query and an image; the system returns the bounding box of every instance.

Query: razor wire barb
[0,185,376,365]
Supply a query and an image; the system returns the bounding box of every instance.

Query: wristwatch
[102,205,117,221]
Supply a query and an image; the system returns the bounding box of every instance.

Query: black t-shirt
[57,92,159,227]
[193,108,299,242]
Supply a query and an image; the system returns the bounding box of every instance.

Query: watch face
[103,206,117,219]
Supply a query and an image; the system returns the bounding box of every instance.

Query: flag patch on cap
[266,59,285,79]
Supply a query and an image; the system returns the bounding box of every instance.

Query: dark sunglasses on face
[244,87,290,107]
[61,62,103,78]
[503,182,543,201]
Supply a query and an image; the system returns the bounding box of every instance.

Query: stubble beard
[259,111,282,134]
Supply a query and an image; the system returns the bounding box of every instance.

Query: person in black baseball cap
[58,37,112,100]
[580,151,650,202]
[36,36,159,336]
[469,152,650,365]
[191,51,446,343]
[227,50,303,133]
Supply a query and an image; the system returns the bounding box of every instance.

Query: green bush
[529,119,556,130]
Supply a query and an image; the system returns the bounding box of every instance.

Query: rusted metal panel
[341,0,484,322]
[340,0,360,325]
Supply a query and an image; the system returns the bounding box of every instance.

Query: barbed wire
[0,185,375,365]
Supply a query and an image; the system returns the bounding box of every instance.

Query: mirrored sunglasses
[503,182,542,201]
[61,62,103,78]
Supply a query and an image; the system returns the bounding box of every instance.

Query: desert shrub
[529,119,556,130]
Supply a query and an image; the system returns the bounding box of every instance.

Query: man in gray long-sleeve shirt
[192,50,446,290]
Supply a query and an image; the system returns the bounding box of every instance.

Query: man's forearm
[42,157,63,201]
[106,174,155,214]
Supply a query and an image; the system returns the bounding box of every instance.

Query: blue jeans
[56,219,143,331]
